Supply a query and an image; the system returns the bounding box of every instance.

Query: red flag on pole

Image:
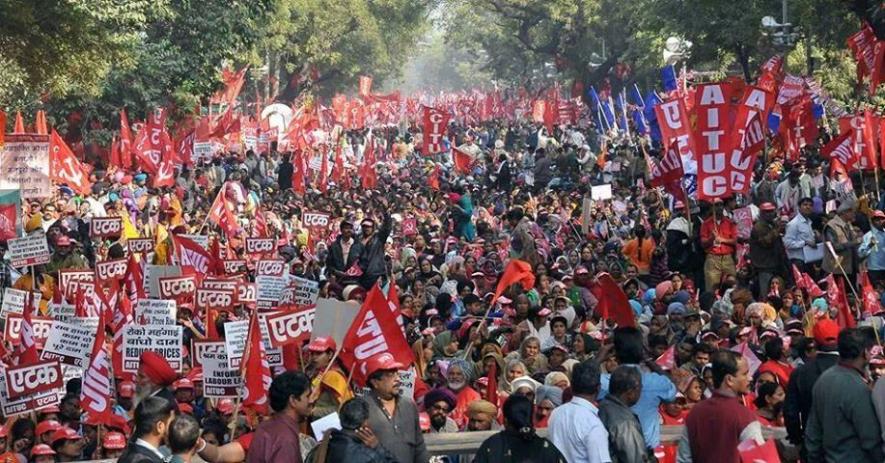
[821,130,857,167]
[241,311,272,415]
[172,234,212,274]
[452,147,473,173]
[18,291,39,365]
[422,106,450,154]
[50,129,93,195]
[119,109,134,169]
[81,306,113,425]
[491,259,536,304]
[485,359,499,405]
[859,270,881,318]
[826,274,856,328]
[13,112,24,134]
[590,273,637,327]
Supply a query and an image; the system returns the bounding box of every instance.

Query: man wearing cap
[174,379,196,406]
[363,352,428,463]
[424,388,458,433]
[31,444,56,463]
[115,380,136,417]
[35,420,61,445]
[823,201,860,281]
[50,427,85,462]
[45,234,88,276]
[749,202,786,296]
[306,336,353,419]
[136,351,179,409]
[859,210,885,286]
[102,432,127,459]
[783,319,841,457]
[700,198,737,292]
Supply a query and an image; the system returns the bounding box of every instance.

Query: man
[685,343,713,377]
[678,351,762,462]
[357,202,393,289]
[173,378,195,406]
[247,371,312,463]
[136,351,179,408]
[118,397,177,463]
[35,420,61,445]
[749,202,786,295]
[306,336,353,418]
[363,352,428,463]
[823,201,860,281]
[665,202,695,276]
[31,444,56,463]
[326,220,364,284]
[600,327,676,451]
[783,197,817,274]
[784,319,840,454]
[424,388,458,433]
[466,400,499,431]
[700,198,737,292]
[507,207,540,267]
[807,328,883,462]
[599,366,649,463]
[50,427,85,462]
[775,167,809,215]
[325,397,399,463]
[549,360,611,463]
[115,380,136,416]
[168,414,201,463]
[859,210,885,286]
[45,235,88,275]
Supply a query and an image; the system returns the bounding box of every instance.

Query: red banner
[4,360,63,400]
[840,113,877,170]
[649,140,685,187]
[263,307,316,348]
[422,106,450,155]
[50,130,92,195]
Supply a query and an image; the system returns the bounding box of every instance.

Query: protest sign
[236,283,257,304]
[145,265,181,298]
[95,258,127,283]
[245,238,275,255]
[223,260,246,274]
[0,189,23,240]
[4,360,63,400]
[49,302,76,323]
[733,207,753,240]
[7,234,49,268]
[193,341,229,369]
[40,321,94,367]
[0,370,61,417]
[264,307,316,347]
[202,357,242,398]
[1,288,42,316]
[290,277,319,306]
[201,277,240,291]
[122,325,183,372]
[196,288,234,312]
[311,298,362,346]
[128,238,155,254]
[398,368,416,400]
[159,275,196,301]
[180,234,209,250]
[222,320,249,370]
[90,217,122,238]
[0,134,51,199]
[58,270,94,291]
[4,313,53,346]
[135,299,177,325]
[255,259,286,277]
[302,211,330,238]
[256,275,287,303]
[590,184,613,201]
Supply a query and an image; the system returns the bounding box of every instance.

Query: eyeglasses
[430,403,450,413]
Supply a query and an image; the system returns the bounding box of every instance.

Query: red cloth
[140,351,178,386]
[700,217,737,255]
[450,386,481,429]
[757,360,794,387]
[684,391,759,463]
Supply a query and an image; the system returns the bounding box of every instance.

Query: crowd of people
[3,96,885,463]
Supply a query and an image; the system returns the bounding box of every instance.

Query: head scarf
[432,330,456,359]
[447,358,475,383]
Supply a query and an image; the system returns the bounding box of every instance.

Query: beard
[430,414,447,430]
[133,384,156,408]
[447,380,466,391]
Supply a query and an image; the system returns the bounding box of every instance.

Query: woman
[571,332,599,362]
[417,258,443,287]
[445,359,481,429]
[504,360,528,393]
[412,337,434,381]
[431,330,462,360]
[507,337,548,376]
[452,187,476,242]
[754,381,785,426]
[474,394,566,463]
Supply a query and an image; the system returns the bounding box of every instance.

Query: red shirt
[685,391,759,463]
[700,217,737,255]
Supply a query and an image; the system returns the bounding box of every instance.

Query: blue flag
[616,93,630,134]
[628,84,645,107]
[767,112,781,135]
[587,86,605,133]
[661,65,678,92]
[601,97,617,132]
[643,91,663,142]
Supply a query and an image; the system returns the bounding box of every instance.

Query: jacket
[748,218,785,270]
[358,214,393,288]
[805,363,883,463]
[326,237,364,276]
[117,443,166,463]
[598,395,651,463]
[365,390,428,463]
[822,215,858,275]
[784,352,838,445]
[324,430,398,463]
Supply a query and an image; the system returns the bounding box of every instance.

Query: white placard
[590,184,613,201]
[40,321,95,367]
[49,302,76,323]
[202,357,242,398]
[256,275,287,302]
[122,325,183,372]
[310,412,342,440]
[180,234,209,250]
[223,320,249,370]
[0,134,51,199]
[145,265,181,299]
[135,299,178,325]
[2,289,42,317]
[7,234,50,268]
[290,277,319,306]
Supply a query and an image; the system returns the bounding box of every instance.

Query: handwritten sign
[7,234,49,268]
[0,134,51,199]
[40,321,95,367]
[135,299,177,325]
[121,325,183,373]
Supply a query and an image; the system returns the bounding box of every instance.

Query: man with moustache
[423,388,458,433]
[363,353,428,463]
[135,351,180,410]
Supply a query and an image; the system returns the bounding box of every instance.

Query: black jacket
[326,237,364,277]
[324,430,398,463]
[117,443,166,463]
[784,351,839,444]
[357,214,392,289]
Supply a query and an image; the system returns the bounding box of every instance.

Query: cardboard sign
[289,277,319,306]
[1,288,42,316]
[202,357,242,398]
[256,275,287,303]
[302,211,330,238]
[4,314,53,347]
[40,321,95,367]
[398,368,416,400]
[135,299,177,325]
[590,184,613,201]
[4,360,63,400]
[236,283,257,304]
[145,265,181,299]
[245,238,275,255]
[95,258,128,282]
[0,370,61,417]
[121,325,183,373]
[733,207,753,240]
[310,298,362,346]
[193,341,228,369]
[222,320,249,370]
[256,259,286,277]
[223,260,246,274]
[49,302,76,323]
[0,134,51,199]
[264,307,316,347]
[159,275,197,301]
[128,238,155,254]
[58,270,94,291]
[90,217,122,238]
[7,234,50,268]
[195,288,234,311]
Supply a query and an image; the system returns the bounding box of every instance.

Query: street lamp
[761,0,800,48]
[663,37,692,66]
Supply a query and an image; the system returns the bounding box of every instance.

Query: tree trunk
[579,53,619,107]
[736,44,752,82]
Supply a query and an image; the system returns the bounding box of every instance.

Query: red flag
[0,111,5,146]
[50,129,93,195]
[172,234,212,274]
[18,292,39,365]
[318,146,329,193]
[208,237,225,276]
[153,154,176,188]
[213,67,247,106]
[590,273,636,328]
[428,164,441,191]
[241,311,272,415]
[340,284,414,386]
[119,109,133,169]
[656,346,676,370]
[422,106,450,154]
[207,186,238,236]
[360,136,378,189]
[485,359,499,405]
[35,110,47,135]
[358,76,373,97]
[648,139,685,187]
[13,112,24,134]
[452,147,473,173]
[253,208,269,238]
[826,274,856,328]
[134,108,173,174]
[860,270,881,317]
[332,140,345,185]
[293,149,306,193]
[125,253,145,300]
[821,130,857,167]
[791,264,806,291]
[491,259,536,304]
[81,306,112,425]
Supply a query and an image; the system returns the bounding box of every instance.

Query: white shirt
[135,438,166,460]
[783,213,815,261]
[548,396,612,463]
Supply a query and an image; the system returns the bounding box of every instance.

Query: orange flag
[13,112,24,134]
[491,259,536,304]
[35,110,47,135]
[452,147,473,173]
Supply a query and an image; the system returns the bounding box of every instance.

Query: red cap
[361,352,404,379]
[178,403,194,415]
[102,432,127,450]
[186,366,203,383]
[35,420,61,437]
[873,210,885,219]
[49,427,81,445]
[140,351,178,386]
[216,399,235,415]
[813,319,840,346]
[759,202,776,212]
[307,336,337,353]
[871,356,885,366]
[31,445,56,457]
[56,235,71,246]
[174,378,195,390]
[106,414,131,435]
[118,381,135,398]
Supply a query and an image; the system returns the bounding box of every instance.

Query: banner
[128,238,155,254]
[256,275,287,304]
[4,360,63,400]
[0,370,61,417]
[158,275,196,302]
[40,321,95,367]
[245,238,275,255]
[7,234,50,268]
[302,211,330,237]
[0,134,51,199]
[422,106,450,154]
[255,260,286,277]
[121,325,183,372]
[90,217,122,238]
[648,140,685,187]
[193,341,228,369]
[195,288,234,312]
[4,313,53,346]
[236,283,257,304]
[145,265,181,299]
[654,98,698,176]
[134,299,177,325]
[202,357,242,398]
[264,307,316,348]
[223,260,246,274]
[95,258,128,283]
